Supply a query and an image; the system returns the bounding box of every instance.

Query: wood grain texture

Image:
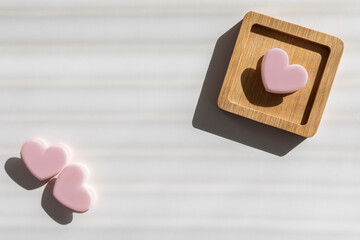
[218,11,344,137]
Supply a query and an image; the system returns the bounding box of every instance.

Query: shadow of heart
[4,157,74,225]
[4,157,47,190]
[41,178,74,225]
[240,56,291,107]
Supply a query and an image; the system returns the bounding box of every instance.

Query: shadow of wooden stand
[192,20,305,156]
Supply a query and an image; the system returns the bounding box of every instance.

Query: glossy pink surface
[53,164,96,212]
[261,48,308,94]
[21,139,69,181]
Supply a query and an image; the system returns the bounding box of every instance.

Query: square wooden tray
[218,11,344,137]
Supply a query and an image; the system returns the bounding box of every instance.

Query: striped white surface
[0,0,359,239]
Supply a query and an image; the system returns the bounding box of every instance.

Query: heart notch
[261,48,308,94]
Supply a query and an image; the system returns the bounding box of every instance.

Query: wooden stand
[218,11,344,137]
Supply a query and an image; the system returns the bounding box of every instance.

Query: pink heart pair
[21,139,95,212]
[261,48,308,94]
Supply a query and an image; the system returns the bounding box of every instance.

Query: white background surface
[0,0,359,239]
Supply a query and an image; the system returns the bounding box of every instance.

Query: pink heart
[261,48,308,94]
[53,164,96,212]
[21,139,70,181]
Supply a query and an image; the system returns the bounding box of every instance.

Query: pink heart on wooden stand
[261,48,308,94]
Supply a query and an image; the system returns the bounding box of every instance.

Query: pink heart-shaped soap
[21,139,70,181]
[53,164,96,212]
[261,48,308,94]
